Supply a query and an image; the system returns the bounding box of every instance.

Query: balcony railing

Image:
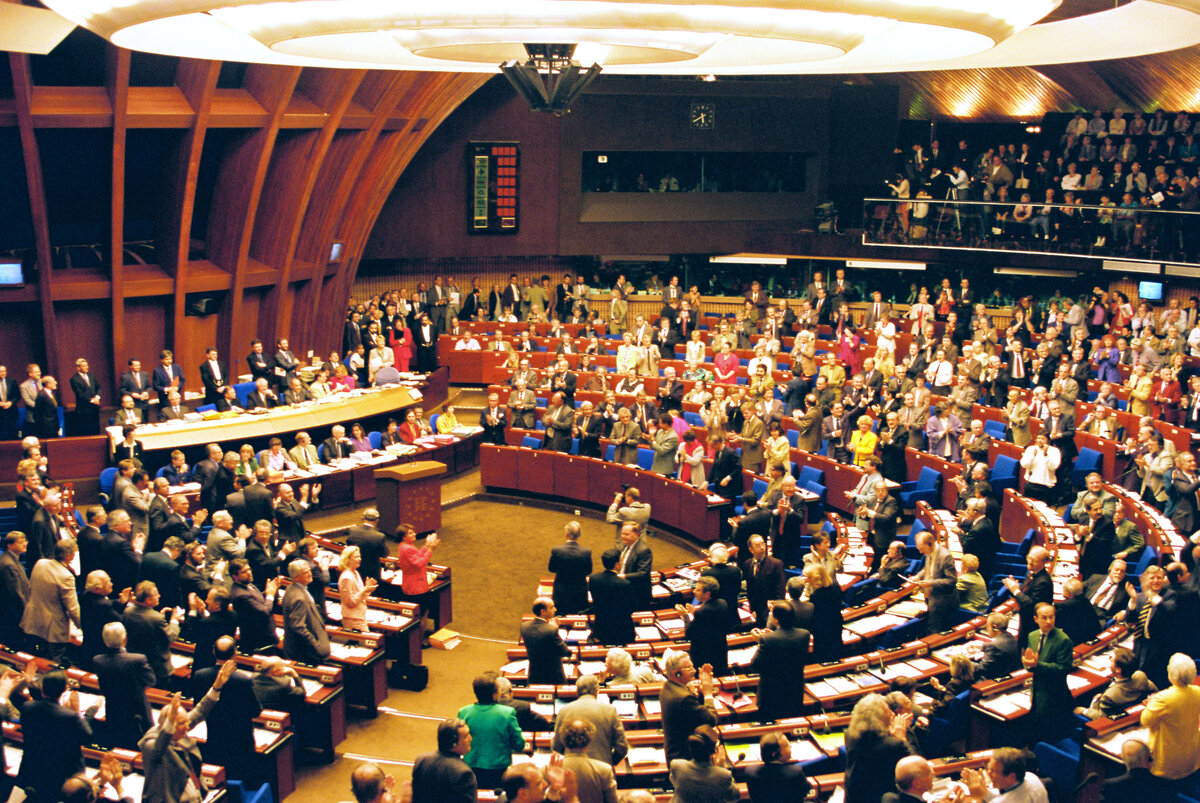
[861,197,1200,266]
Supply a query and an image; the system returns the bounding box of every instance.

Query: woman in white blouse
[1019,433,1061,505]
[684,329,706,364]
[337,546,377,632]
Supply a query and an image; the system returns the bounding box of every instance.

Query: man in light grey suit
[552,674,629,766]
[20,537,81,662]
[914,531,958,633]
[282,559,331,665]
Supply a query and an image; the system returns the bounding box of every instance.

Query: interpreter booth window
[582,151,808,193]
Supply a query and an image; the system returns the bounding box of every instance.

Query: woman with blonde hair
[849,415,878,468]
[844,693,911,803]
[337,545,377,632]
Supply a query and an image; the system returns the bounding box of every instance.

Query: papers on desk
[729,645,758,667]
[301,677,325,696]
[626,746,666,767]
[305,463,336,475]
[386,443,420,455]
[501,659,529,675]
[1067,673,1094,691]
[675,568,701,582]
[978,690,1029,717]
[889,599,927,618]
[170,652,193,670]
[657,616,685,633]
[635,625,661,641]
[1093,726,1150,758]
[642,698,661,716]
[869,662,927,683]
[328,642,374,660]
[663,577,692,593]
[601,695,639,718]
[559,628,591,643]
[530,701,554,718]
[452,426,483,437]
[842,612,909,636]
[579,660,607,676]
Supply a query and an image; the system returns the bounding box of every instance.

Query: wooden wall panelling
[320,73,487,353]
[204,64,300,361]
[253,68,366,347]
[158,58,220,356]
[8,53,59,377]
[291,72,421,347]
[105,46,130,393]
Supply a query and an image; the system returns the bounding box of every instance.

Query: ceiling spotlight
[500,43,602,115]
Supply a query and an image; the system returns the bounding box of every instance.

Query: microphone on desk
[731,673,744,700]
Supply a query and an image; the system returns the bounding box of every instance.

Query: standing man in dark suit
[32,376,60,439]
[615,522,654,610]
[860,483,901,576]
[1171,451,1200,535]
[0,531,30,648]
[412,718,478,803]
[769,495,805,569]
[751,602,810,721]
[92,620,155,748]
[194,635,263,785]
[230,558,279,653]
[137,536,185,611]
[710,432,743,500]
[956,497,1000,580]
[346,508,387,582]
[343,311,363,357]
[480,392,508,446]
[413,312,439,373]
[68,357,102,436]
[914,531,958,633]
[272,338,300,392]
[118,358,153,422]
[700,545,742,632]
[15,670,92,803]
[1022,602,1074,738]
[1002,546,1054,646]
[679,576,729,676]
[655,366,685,413]
[151,349,185,406]
[281,559,332,665]
[573,401,604,458]
[122,580,182,688]
[741,535,784,628]
[243,469,274,524]
[0,364,21,440]
[522,597,572,684]
[246,339,272,383]
[1074,499,1117,580]
[198,347,228,405]
[194,443,223,513]
[273,483,309,544]
[548,522,592,616]
[588,549,635,645]
[659,650,718,764]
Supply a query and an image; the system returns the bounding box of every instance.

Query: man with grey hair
[1140,653,1200,780]
[973,612,1019,679]
[701,544,742,631]
[549,521,592,615]
[1002,545,1053,645]
[322,424,353,462]
[92,620,155,748]
[281,559,331,665]
[660,649,717,763]
[203,510,242,579]
[1100,738,1174,801]
[552,674,629,766]
[603,647,659,685]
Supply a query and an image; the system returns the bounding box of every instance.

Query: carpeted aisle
[290,486,701,800]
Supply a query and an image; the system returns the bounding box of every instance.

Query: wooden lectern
[374,461,445,535]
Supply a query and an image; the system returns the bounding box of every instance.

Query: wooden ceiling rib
[0,36,488,396]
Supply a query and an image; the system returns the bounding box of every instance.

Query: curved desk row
[480,444,732,543]
[107,385,422,452]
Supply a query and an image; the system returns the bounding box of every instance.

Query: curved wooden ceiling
[0,34,486,390]
[893,44,1200,120]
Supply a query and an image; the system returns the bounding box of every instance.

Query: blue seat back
[368,431,382,450]
[233,381,256,408]
[196,404,216,413]
[99,467,118,497]
[797,465,825,487]
[636,447,654,471]
[983,420,1007,440]
[317,443,327,462]
[785,429,799,448]
[683,411,704,427]
[990,454,1020,492]
[430,413,440,432]
[751,478,768,499]
[522,436,542,449]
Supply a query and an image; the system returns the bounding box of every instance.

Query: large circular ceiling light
[37,0,1200,73]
